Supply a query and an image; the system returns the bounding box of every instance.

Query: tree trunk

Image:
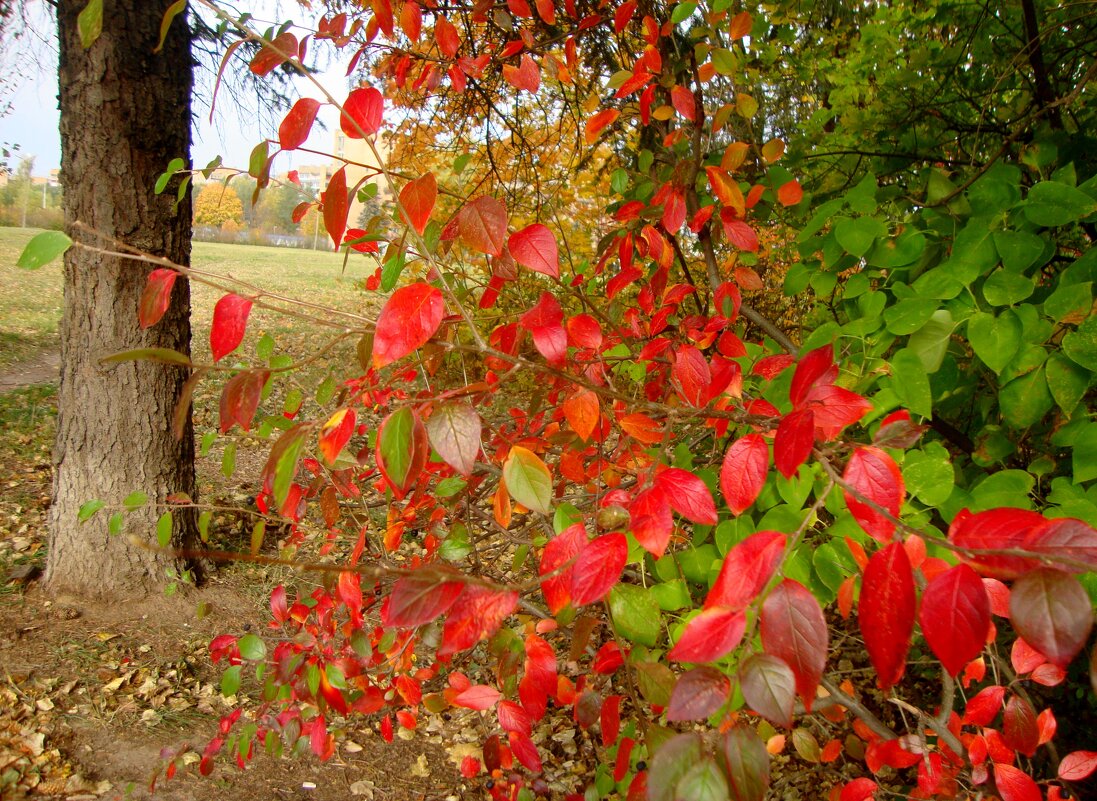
[48,0,198,599]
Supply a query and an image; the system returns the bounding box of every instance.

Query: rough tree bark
[48,0,198,598]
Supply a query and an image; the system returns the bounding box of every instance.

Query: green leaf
[902,443,954,506]
[970,470,1035,511]
[999,367,1053,429]
[155,0,188,52]
[440,523,472,561]
[1045,352,1091,414]
[154,157,185,194]
[967,310,1021,374]
[650,579,692,611]
[834,216,887,258]
[711,48,737,76]
[78,499,105,523]
[198,509,212,543]
[671,1,697,23]
[1063,316,1097,371]
[1072,423,1097,484]
[608,584,661,646]
[221,665,242,697]
[238,633,267,661]
[108,512,124,536]
[907,310,955,373]
[993,230,1046,273]
[221,441,237,479]
[156,512,173,548]
[883,297,939,336]
[502,446,552,514]
[983,269,1033,306]
[123,491,148,510]
[248,141,269,180]
[1044,282,1093,325]
[17,231,72,270]
[867,229,926,268]
[78,0,103,49]
[1024,181,1097,227]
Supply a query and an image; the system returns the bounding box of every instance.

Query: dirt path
[0,349,60,392]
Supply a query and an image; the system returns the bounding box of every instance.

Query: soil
[0,363,472,801]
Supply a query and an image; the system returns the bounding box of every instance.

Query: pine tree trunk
[48,0,198,598]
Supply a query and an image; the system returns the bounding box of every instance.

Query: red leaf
[670,85,696,122]
[600,694,622,747]
[963,684,1006,726]
[425,403,481,477]
[571,533,627,606]
[250,32,298,76]
[383,569,465,627]
[859,542,915,691]
[372,282,445,368]
[1059,750,1097,781]
[434,15,460,58]
[667,666,730,721]
[278,97,321,150]
[629,486,673,558]
[508,223,560,278]
[1002,695,1040,757]
[508,731,542,773]
[669,607,747,663]
[993,763,1042,801]
[453,684,501,710]
[567,314,603,349]
[439,585,519,657]
[539,523,586,613]
[399,172,437,235]
[498,699,532,735]
[724,218,759,251]
[323,166,349,250]
[840,779,878,801]
[672,344,711,406]
[459,196,508,256]
[219,370,268,433]
[739,653,796,728]
[789,345,834,407]
[803,384,872,440]
[949,508,1046,579]
[706,531,786,611]
[1022,517,1097,572]
[519,291,567,364]
[318,408,356,465]
[400,1,422,40]
[919,564,990,676]
[562,388,599,442]
[662,188,686,233]
[340,86,383,138]
[503,53,541,93]
[210,294,253,363]
[842,446,904,544]
[139,268,178,329]
[760,580,828,711]
[721,434,769,515]
[773,409,814,478]
[1010,568,1094,667]
[656,468,718,525]
[585,108,620,144]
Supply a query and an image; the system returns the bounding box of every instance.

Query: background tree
[193,181,246,228]
[47,0,198,598]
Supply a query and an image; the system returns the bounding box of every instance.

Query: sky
[0,1,353,178]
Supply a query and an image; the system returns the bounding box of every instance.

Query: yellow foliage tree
[193,182,245,228]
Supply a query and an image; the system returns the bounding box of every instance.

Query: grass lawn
[0,226,379,371]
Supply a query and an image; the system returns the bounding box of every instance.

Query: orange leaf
[584,108,620,144]
[399,172,437,235]
[778,179,804,207]
[729,11,752,39]
[733,265,764,291]
[503,53,541,93]
[721,141,750,171]
[494,480,512,528]
[562,388,599,441]
[761,138,785,163]
[619,413,663,444]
